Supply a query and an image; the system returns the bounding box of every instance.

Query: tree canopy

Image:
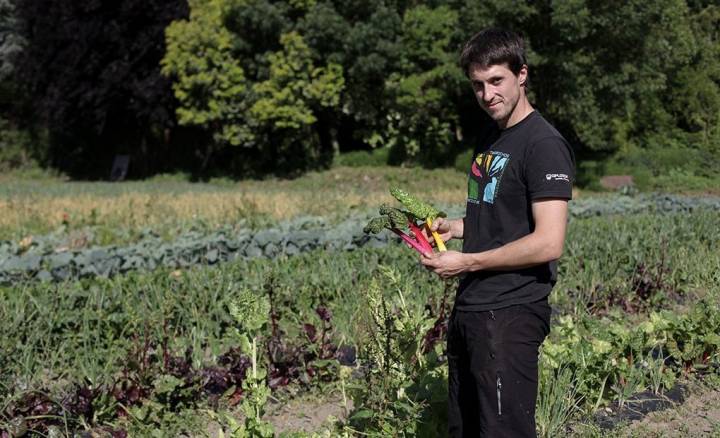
[12,0,188,178]
[2,0,718,180]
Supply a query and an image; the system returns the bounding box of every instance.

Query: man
[420,28,575,437]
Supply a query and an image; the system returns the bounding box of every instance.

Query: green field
[1,168,719,437]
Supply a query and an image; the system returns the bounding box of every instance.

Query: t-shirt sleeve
[524,136,575,200]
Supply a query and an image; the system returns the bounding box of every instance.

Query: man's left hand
[420,250,468,279]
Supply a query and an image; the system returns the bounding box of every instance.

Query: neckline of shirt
[500,110,538,135]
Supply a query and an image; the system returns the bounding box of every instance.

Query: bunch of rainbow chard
[363,188,447,256]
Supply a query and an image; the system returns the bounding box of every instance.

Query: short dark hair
[460,28,527,77]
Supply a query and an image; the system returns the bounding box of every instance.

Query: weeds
[345,267,428,436]
[536,364,583,438]
[345,266,447,437]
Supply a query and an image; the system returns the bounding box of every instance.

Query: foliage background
[0,0,718,184]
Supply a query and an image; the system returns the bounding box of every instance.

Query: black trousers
[447,299,551,438]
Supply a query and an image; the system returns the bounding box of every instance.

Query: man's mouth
[486,101,501,109]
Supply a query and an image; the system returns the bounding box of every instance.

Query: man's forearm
[464,231,563,272]
[421,201,568,278]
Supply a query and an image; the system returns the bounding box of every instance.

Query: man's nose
[483,88,495,102]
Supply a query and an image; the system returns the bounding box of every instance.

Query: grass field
[1,166,719,436]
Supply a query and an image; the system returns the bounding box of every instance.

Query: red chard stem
[408,220,433,254]
[391,228,431,257]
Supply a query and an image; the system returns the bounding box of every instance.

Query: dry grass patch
[0,166,468,240]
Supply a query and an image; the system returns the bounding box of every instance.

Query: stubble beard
[485,96,518,128]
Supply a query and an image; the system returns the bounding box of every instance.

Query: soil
[206,382,720,437]
[203,390,353,437]
[613,384,720,437]
[594,385,688,430]
[264,392,353,435]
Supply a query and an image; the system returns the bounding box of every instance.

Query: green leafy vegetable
[390,187,447,251]
[390,187,446,221]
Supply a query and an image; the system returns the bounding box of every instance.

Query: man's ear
[518,64,528,87]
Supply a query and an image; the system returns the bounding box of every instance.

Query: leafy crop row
[543,304,720,412]
[0,218,392,285]
[568,193,720,218]
[2,194,719,285]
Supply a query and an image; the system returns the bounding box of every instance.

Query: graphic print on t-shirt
[467,151,510,204]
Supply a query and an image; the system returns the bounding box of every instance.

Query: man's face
[468,62,527,125]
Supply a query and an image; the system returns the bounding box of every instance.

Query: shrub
[0,118,35,171]
[453,148,473,174]
[334,148,389,167]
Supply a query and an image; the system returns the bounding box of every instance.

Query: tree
[5,0,720,179]
[162,0,250,172]
[249,31,344,173]
[0,0,23,83]
[0,0,35,170]
[14,0,189,178]
[163,0,344,175]
[384,5,464,166]
[672,5,720,153]
[531,0,695,154]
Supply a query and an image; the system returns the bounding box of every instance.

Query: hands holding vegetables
[363,206,435,256]
[363,187,448,257]
[420,250,469,279]
[363,188,467,279]
[419,216,469,279]
[388,188,448,252]
[421,216,462,245]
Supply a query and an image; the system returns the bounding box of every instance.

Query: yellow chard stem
[426,218,447,252]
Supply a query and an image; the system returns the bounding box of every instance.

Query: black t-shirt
[457,110,575,311]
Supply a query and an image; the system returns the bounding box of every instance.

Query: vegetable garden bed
[1,208,719,436]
